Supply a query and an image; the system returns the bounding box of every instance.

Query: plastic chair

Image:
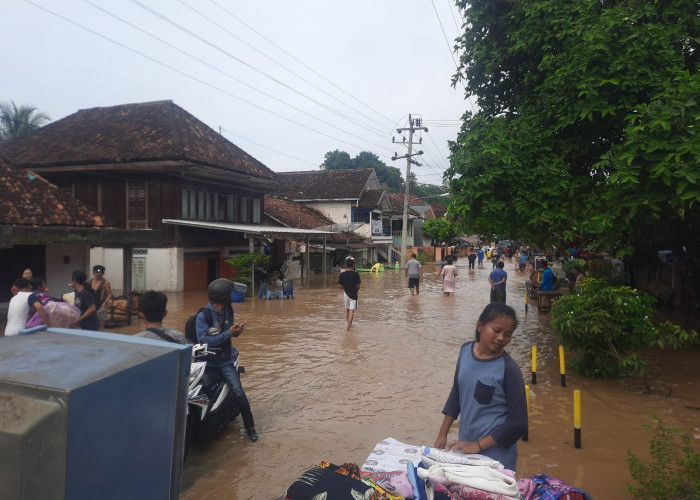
[282,279,294,299]
[265,291,280,300]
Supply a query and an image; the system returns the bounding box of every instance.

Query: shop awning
[162,219,335,237]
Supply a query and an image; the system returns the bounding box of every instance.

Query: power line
[128,0,391,144]
[79,0,392,153]
[428,0,478,116]
[219,127,318,167]
[181,0,393,135]
[446,0,462,34]
[206,0,396,128]
[25,0,393,156]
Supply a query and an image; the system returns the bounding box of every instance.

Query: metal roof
[162,219,335,236]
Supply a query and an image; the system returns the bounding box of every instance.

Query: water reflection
[112,259,699,500]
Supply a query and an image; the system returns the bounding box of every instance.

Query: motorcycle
[185,344,245,456]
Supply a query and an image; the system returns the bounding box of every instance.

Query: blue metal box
[0,327,190,500]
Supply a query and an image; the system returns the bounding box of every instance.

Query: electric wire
[446,0,462,34]
[183,0,393,135]
[177,0,389,138]
[219,128,318,167]
[79,0,392,153]
[128,0,392,144]
[25,0,393,156]
[24,1,447,187]
[206,0,396,128]
[429,0,479,116]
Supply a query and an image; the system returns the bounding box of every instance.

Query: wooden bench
[526,281,566,312]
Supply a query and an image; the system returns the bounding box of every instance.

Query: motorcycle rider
[195,278,258,442]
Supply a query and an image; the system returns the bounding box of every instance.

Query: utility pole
[392,115,428,269]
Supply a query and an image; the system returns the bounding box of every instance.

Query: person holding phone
[195,279,258,442]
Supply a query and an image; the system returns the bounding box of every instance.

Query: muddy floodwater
[112,260,700,500]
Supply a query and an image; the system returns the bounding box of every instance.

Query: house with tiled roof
[0,157,152,301]
[276,168,410,263]
[0,100,281,292]
[263,195,365,274]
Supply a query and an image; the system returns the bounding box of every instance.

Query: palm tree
[0,101,50,141]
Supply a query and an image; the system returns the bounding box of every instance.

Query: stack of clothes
[283,438,590,499]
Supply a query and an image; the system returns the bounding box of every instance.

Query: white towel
[417,464,520,498]
[421,446,504,470]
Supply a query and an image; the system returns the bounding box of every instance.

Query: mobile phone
[239,321,247,327]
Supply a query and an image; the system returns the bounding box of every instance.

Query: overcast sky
[3,0,475,186]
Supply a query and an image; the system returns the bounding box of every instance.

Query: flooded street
[113,259,700,500]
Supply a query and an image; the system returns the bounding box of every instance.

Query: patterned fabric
[286,463,375,500]
[517,474,591,500]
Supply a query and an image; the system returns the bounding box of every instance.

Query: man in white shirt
[5,278,33,336]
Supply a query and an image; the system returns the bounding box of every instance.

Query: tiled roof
[264,196,363,243]
[386,192,420,216]
[276,169,374,199]
[264,196,334,229]
[428,203,448,220]
[357,190,383,208]
[0,158,108,227]
[0,100,275,179]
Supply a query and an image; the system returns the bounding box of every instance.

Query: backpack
[184,307,213,344]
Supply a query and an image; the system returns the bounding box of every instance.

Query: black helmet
[207,278,233,304]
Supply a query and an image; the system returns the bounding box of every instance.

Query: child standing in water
[337,257,361,331]
[439,256,458,297]
[434,302,528,471]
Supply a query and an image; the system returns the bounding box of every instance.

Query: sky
[3,0,476,187]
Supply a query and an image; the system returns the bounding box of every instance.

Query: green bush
[225,252,269,290]
[551,279,698,378]
[626,415,700,500]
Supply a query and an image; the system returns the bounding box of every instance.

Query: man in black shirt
[337,258,361,331]
[70,270,99,331]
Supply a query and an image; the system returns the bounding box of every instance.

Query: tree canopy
[321,150,404,192]
[0,101,50,141]
[420,218,457,246]
[446,0,699,263]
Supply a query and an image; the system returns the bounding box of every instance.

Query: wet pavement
[110,259,700,499]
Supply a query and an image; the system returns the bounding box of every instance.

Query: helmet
[207,278,233,304]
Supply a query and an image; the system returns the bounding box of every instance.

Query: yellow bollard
[559,345,566,387]
[531,345,537,384]
[574,389,581,448]
[525,287,528,313]
[523,384,530,441]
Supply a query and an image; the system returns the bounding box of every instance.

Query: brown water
[112,260,700,500]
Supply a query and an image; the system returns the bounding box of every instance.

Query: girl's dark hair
[446,256,454,265]
[475,302,518,341]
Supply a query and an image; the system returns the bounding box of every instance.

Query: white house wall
[305,201,352,224]
[46,243,90,299]
[90,246,184,293]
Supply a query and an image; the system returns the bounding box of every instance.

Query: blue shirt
[539,268,554,290]
[442,342,528,471]
[489,269,508,290]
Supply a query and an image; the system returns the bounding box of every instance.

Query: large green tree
[321,150,405,192]
[420,218,457,246]
[446,0,699,263]
[0,101,50,140]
